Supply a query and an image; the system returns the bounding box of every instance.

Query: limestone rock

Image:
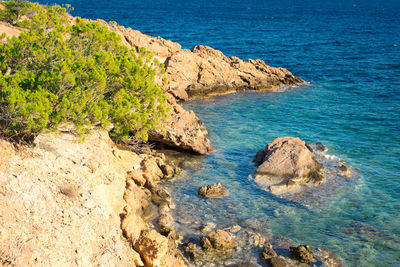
[198,182,228,198]
[0,130,145,266]
[290,245,314,263]
[134,229,187,267]
[200,236,213,250]
[181,241,201,260]
[254,137,323,195]
[165,45,304,100]
[255,137,319,177]
[157,213,175,235]
[127,170,147,187]
[207,229,236,249]
[148,93,213,154]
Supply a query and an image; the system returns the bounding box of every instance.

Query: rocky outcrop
[0,12,304,154]
[134,229,187,267]
[254,137,324,195]
[165,45,304,100]
[0,130,188,266]
[96,22,304,102]
[198,182,229,198]
[148,93,213,154]
[0,130,143,266]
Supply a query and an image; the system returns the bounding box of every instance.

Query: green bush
[0,0,30,25]
[0,1,168,142]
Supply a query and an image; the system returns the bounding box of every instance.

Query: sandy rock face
[0,130,143,266]
[254,137,323,195]
[165,45,304,100]
[148,93,213,154]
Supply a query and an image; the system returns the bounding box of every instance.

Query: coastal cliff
[0,13,303,154]
[0,4,306,266]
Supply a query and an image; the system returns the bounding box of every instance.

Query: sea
[37,0,400,265]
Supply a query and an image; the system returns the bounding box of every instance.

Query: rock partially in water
[198,182,229,198]
[289,245,314,263]
[310,142,328,153]
[207,229,237,249]
[148,93,213,155]
[134,229,187,267]
[157,213,175,235]
[253,138,359,203]
[166,45,304,100]
[267,256,289,267]
[254,137,323,195]
[255,137,320,178]
[182,240,202,261]
[200,236,213,250]
[260,242,277,260]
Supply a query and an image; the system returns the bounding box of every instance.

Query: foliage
[0,1,168,142]
[0,0,30,25]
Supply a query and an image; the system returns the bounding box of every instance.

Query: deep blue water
[37,0,400,265]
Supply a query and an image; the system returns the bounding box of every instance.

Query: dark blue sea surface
[37,0,400,265]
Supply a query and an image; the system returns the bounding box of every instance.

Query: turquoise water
[38,0,400,265]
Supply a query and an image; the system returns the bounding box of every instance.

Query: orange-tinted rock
[148,93,213,154]
[198,182,228,198]
[134,229,187,267]
[207,229,236,249]
[165,45,304,100]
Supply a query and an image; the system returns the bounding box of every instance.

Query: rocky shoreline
[0,10,348,267]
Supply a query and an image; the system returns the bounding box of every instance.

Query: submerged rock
[290,245,314,263]
[268,256,289,267]
[198,182,229,198]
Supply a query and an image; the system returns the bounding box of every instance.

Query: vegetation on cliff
[0,1,168,142]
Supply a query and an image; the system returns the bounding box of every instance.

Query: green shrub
[0,1,168,142]
[0,0,30,25]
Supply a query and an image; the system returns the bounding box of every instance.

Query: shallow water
[38,0,400,265]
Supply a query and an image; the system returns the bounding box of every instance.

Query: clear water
[37,0,400,265]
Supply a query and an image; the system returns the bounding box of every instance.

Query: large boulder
[134,229,187,267]
[254,137,323,195]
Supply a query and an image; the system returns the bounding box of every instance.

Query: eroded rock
[166,45,304,100]
[198,182,229,198]
[207,229,237,249]
[260,242,277,260]
[254,137,323,195]
[134,229,187,267]
[290,245,314,263]
[267,256,289,267]
[148,93,213,154]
